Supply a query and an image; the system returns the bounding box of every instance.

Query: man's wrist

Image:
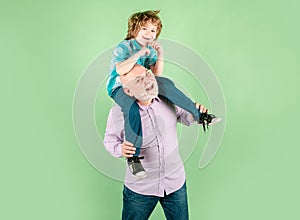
[116,144,123,158]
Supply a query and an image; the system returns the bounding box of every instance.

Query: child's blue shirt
[107,39,158,96]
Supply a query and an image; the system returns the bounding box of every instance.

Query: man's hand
[122,141,136,158]
[195,102,208,113]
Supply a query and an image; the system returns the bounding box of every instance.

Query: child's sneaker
[127,156,147,178]
[199,113,222,132]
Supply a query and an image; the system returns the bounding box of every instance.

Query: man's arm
[176,102,208,126]
[103,107,137,158]
[103,108,123,158]
[176,106,196,126]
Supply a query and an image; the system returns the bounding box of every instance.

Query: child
[107,10,220,178]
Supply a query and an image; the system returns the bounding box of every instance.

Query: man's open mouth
[145,83,154,91]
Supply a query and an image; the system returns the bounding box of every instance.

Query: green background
[1,0,300,219]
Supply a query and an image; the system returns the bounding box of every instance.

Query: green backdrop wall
[1,0,300,219]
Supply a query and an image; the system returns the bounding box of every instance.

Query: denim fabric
[111,76,200,156]
[122,182,189,220]
[156,76,200,122]
[111,86,143,155]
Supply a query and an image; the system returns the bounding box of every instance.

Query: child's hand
[138,46,151,57]
[150,41,164,55]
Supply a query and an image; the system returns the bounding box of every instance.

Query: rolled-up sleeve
[103,108,123,158]
[175,106,196,126]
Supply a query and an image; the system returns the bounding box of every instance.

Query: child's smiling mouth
[143,36,153,41]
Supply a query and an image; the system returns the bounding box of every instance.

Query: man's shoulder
[110,104,122,114]
[108,104,124,125]
[158,96,176,112]
[157,97,194,125]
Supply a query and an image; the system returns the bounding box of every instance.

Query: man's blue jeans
[122,182,189,220]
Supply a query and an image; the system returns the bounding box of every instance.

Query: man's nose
[143,77,151,85]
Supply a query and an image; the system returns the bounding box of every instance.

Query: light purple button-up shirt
[103,97,195,197]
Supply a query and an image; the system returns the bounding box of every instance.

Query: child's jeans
[111,76,200,156]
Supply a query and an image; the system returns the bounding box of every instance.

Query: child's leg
[155,76,200,121]
[111,87,142,156]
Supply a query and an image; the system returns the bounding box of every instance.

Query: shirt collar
[131,39,142,50]
[138,97,162,110]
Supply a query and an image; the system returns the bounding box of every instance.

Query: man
[103,64,208,220]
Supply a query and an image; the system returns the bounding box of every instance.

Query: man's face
[123,67,158,103]
[135,22,157,46]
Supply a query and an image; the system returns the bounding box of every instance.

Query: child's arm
[150,41,164,76]
[116,47,150,76]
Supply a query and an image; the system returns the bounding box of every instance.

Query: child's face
[135,22,157,46]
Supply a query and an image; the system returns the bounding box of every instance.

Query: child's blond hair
[125,10,163,40]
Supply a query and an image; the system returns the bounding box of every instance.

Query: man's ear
[123,87,133,97]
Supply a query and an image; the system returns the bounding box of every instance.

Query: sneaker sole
[129,165,148,179]
[135,171,147,178]
[208,117,222,126]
